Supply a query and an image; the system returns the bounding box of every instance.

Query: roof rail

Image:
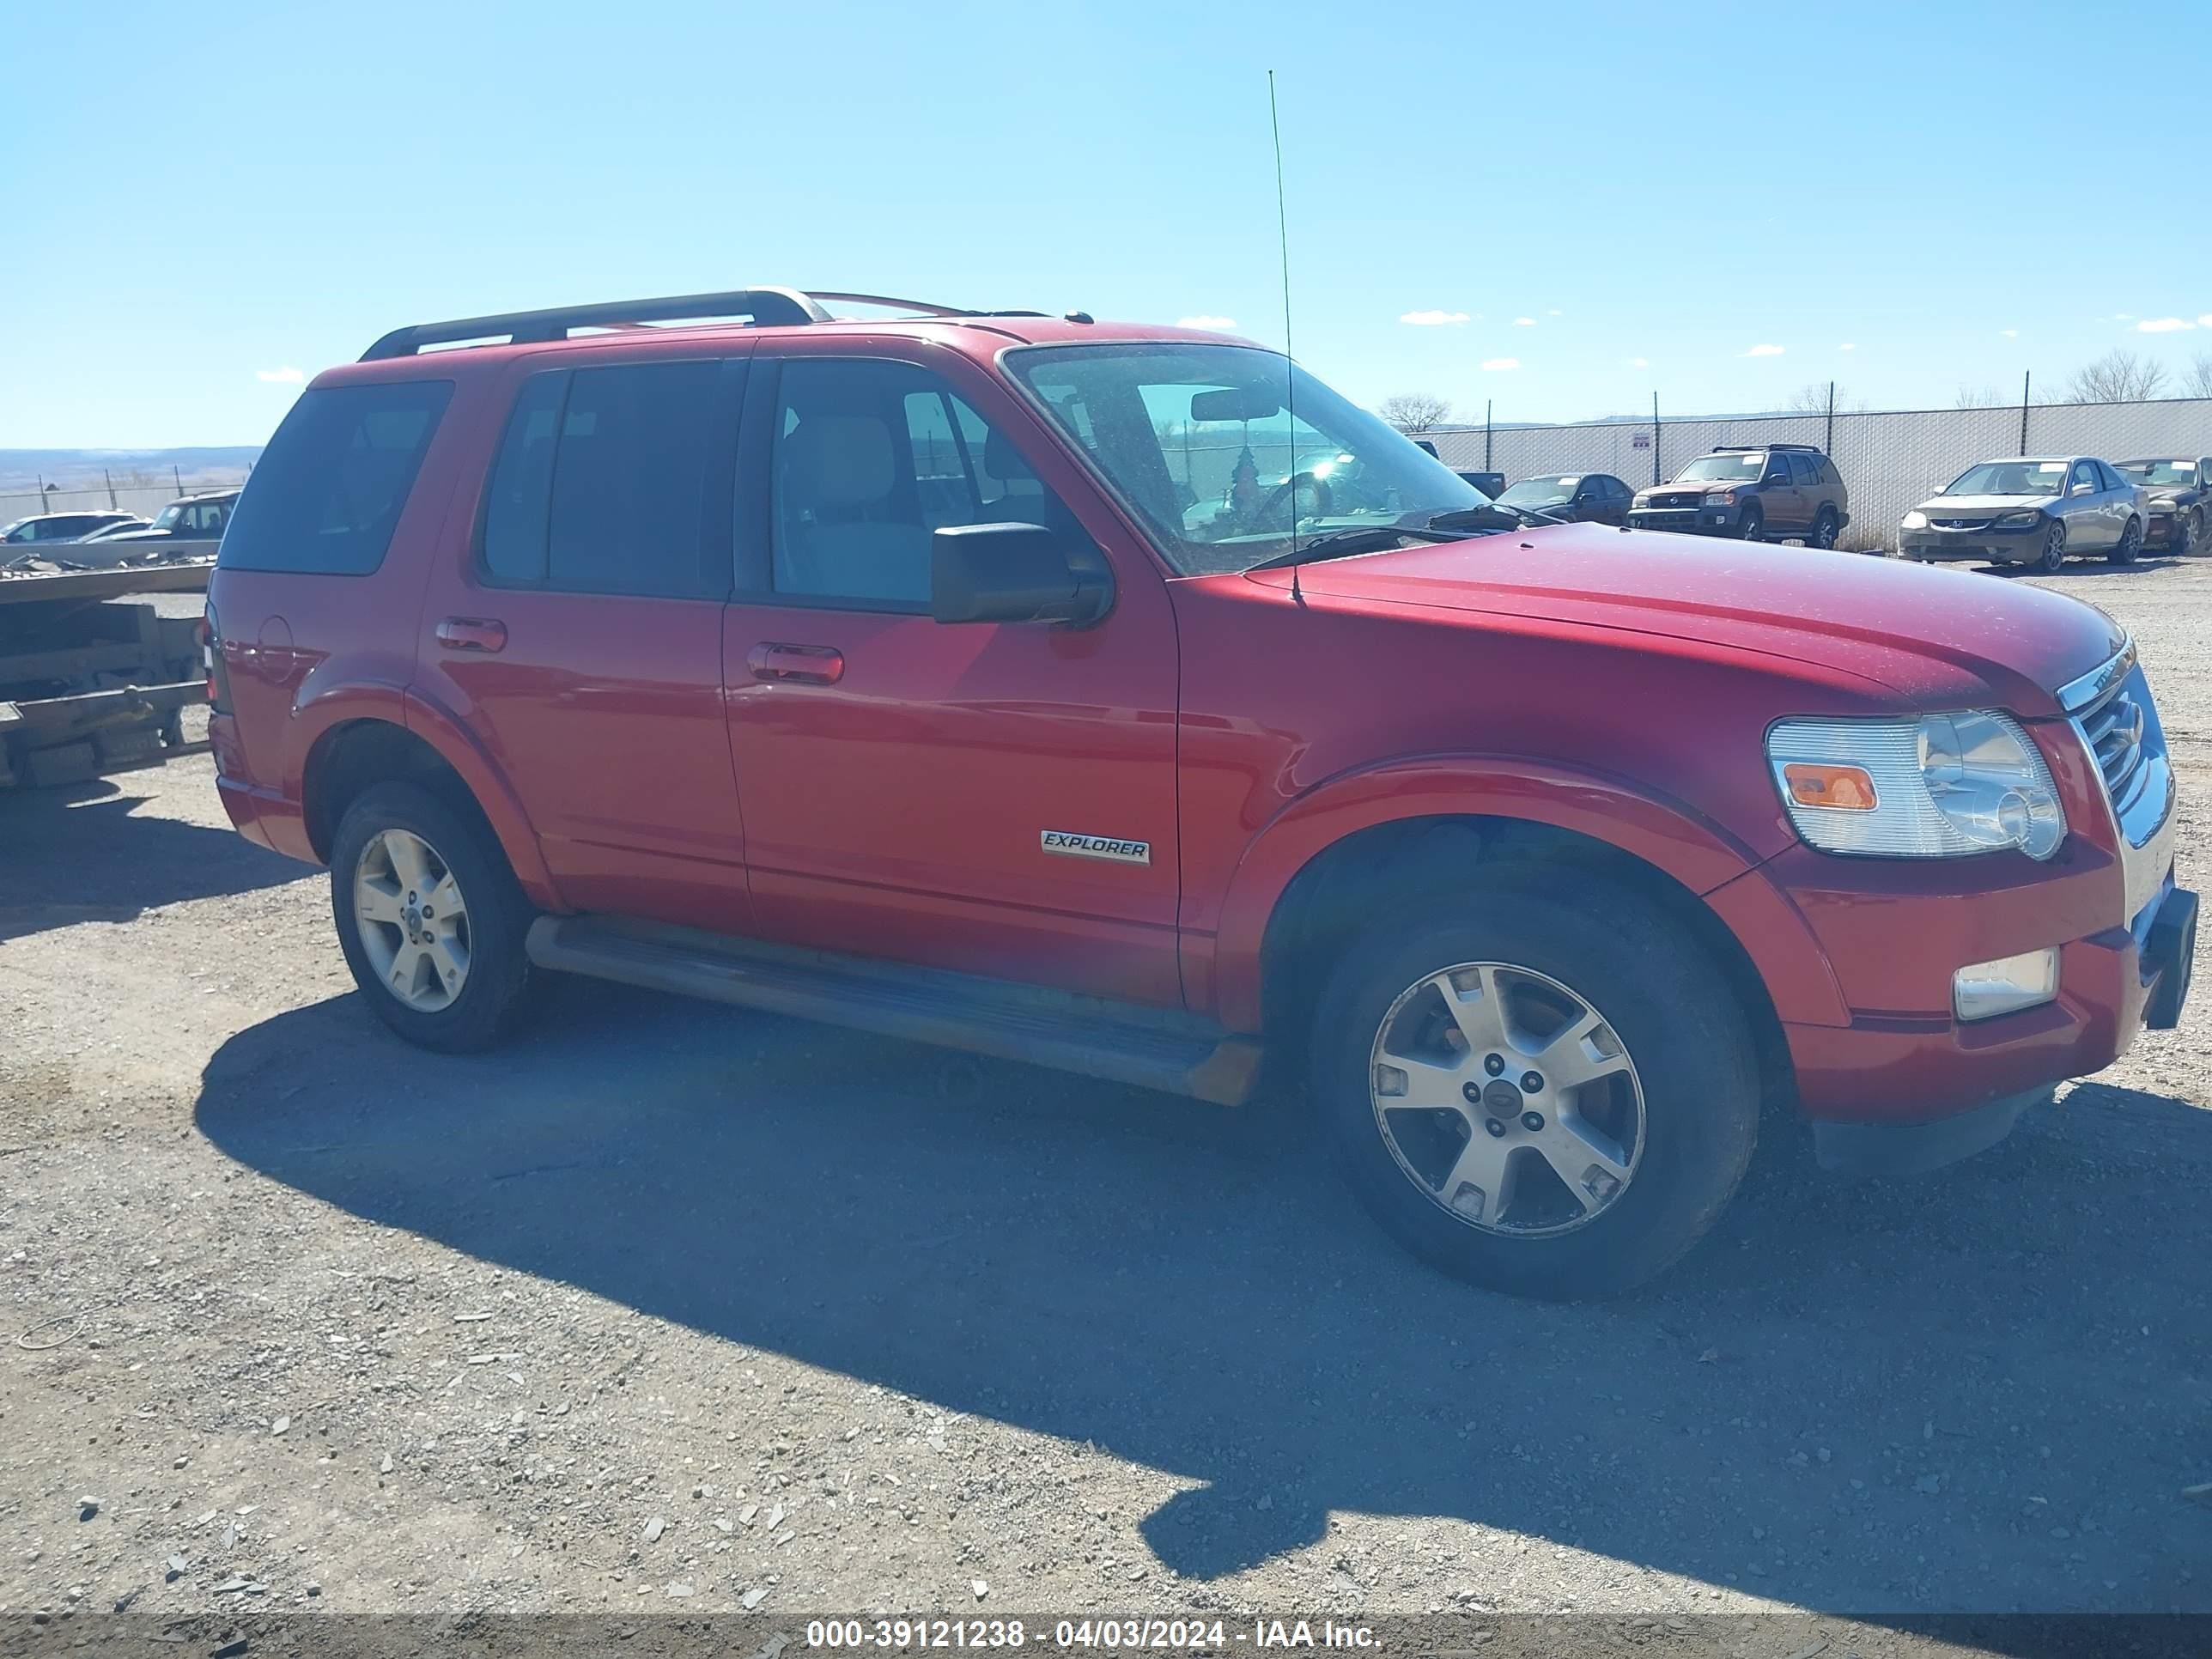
[1711,441,1822,453]
[359,287,1048,362]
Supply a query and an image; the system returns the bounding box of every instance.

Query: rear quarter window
[218,380,453,575]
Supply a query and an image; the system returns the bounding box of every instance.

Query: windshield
[1004,343,1493,575]
[2118,459,2196,487]
[1943,460,2068,496]
[1498,477,1578,507]
[150,503,186,532]
[1670,453,1764,483]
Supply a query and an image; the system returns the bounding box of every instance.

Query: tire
[331,780,538,1053]
[2108,516,2142,565]
[2037,521,2066,573]
[1736,505,1764,543]
[1308,866,1759,1300]
[1809,507,1839,550]
[2172,510,2198,558]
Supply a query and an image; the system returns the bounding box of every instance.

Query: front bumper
[1901,526,2045,562]
[2146,509,2189,547]
[1628,505,1741,535]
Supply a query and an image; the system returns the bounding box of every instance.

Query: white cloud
[1838,343,1857,352]
[2137,317,2197,333]
[1176,315,1237,331]
[2001,329,2018,339]
[1512,316,1536,326]
[2202,314,2212,328]
[1743,343,1786,357]
[1399,309,1471,326]
[255,366,306,384]
[1481,357,1520,372]
[1626,356,1650,368]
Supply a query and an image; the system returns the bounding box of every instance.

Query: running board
[524,915,1263,1106]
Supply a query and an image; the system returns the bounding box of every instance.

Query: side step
[524,915,1264,1106]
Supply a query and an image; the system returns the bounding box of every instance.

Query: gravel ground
[3,557,2209,1646]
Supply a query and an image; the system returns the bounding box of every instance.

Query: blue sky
[5,0,2208,447]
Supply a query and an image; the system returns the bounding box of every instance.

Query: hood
[1249,523,2123,714]
[1911,493,2061,515]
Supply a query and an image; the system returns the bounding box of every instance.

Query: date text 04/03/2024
[802,1620,1377,1650]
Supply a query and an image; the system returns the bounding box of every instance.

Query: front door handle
[437,617,507,653]
[747,641,844,684]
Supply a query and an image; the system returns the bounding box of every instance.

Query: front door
[719,347,1183,1007]
[413,350,754,933]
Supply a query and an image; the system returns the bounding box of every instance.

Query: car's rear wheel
[331,781,538,1053]
[2109,516,2142,565]
[1809,507,1840,550]
[1309,868,1759,1299]
[2037,522,2067,572]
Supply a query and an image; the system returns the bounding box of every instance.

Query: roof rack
[358,287,1049,362]
[1712,441,1822,453]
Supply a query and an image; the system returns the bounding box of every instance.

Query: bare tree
[1784,382,1868,415]
[1377,392,1454,434]
[2064,349,2168,404]
[2186,353,2212,400]
[1954,385,2008,409]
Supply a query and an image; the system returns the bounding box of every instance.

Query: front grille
[2069,659,2171,844]
[1931,516,1990,531]
[1651,492,1703,509]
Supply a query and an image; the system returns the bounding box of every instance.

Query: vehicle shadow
[195,987,2212,1619]
[1992,556,2180,578]
[0,781,310,942]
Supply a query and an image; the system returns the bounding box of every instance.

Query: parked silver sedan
[1899,455,2146,571]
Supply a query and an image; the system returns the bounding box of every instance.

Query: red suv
[207,287,2195,1298]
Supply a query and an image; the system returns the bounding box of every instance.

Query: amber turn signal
[1783,762,1879,811]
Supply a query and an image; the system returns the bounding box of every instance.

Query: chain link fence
[0,474,251,531]
[1425,395,2212,552]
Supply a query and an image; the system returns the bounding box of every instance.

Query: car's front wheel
[2172,510,2198,557]
[1735,504,1764,543]
[2109,516,2142,565]
[2037,521,2067,572]
[1309,868,1759,1299]
[331,781,539,1053]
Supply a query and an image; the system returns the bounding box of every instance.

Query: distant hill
[0,447,262,492]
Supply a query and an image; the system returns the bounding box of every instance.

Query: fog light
[1953,948,2059,1022]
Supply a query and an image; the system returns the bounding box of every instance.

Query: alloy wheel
[353,828,471,1012]
[1367,961,1646,1238]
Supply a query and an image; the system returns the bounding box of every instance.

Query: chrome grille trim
[2064,645,2173,852]
[2057,638,2137,714]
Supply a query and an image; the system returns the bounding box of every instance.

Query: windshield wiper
[1424,503,1558,530]
[1243,524,1473,573]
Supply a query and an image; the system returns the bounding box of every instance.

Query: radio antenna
[1267,69,1303,603]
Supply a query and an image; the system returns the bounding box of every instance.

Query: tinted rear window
[480,361,727,599]
[218,380,453,574]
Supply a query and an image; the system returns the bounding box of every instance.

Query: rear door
[2065,459,2111,546]
[717,343,1184,1006]
[412,349,754,933]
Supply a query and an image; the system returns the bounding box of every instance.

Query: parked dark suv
[1628,444,1850,547]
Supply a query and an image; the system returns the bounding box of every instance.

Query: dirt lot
[3,557,2209,1644]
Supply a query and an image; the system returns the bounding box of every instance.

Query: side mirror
[2069,482,2094,497]
[931,522,1113,627]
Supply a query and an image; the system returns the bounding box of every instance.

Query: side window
[1759,454,1788,483]
[2069,459,2098,493]
[218,380,453,575]
[768,357,1086,609]
[482,362,726,599]
[1794,454,1821,484]
[2096,460,2126,492]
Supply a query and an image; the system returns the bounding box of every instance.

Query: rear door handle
[747,641,844,684]
[437,617,507,653]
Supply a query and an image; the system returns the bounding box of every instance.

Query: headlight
[1991,509,2043,530]
[1706,490,1737,506]
[1765,711,2065,860]
[1901,510,1929,530]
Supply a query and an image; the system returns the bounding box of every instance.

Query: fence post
[1826,381,1835,458]
[103,468,117,509]
[2019,372,2031,457]
[1484,399,1492,471]
[1651,392,1662,486]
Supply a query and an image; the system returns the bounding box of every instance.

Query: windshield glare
[1943,460,2068,496]
[2118,459,2196,487]
[1498,477,1577,506]
[1006,343,1492,575]
[151,504,185,531]
[1671,453,1764,483]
